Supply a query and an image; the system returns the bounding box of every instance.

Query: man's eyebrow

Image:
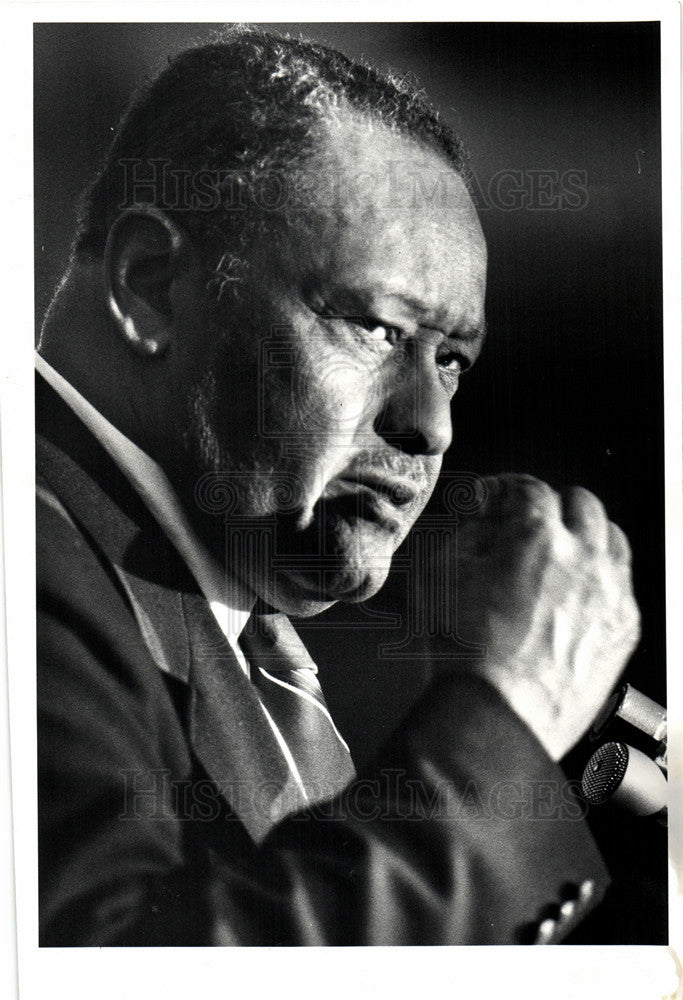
[378,291,487,341]
[443,321,488,343]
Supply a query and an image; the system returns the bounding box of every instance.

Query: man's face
[178,120,487,616]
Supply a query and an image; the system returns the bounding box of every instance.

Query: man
[36,28,640,945]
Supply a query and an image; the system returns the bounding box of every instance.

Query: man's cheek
[296,352,376,438]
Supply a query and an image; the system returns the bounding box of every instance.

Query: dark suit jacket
[36,372,609,945]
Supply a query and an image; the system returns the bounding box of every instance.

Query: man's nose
[374,348,453,456]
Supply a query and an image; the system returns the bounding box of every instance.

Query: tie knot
[241,609,319,674]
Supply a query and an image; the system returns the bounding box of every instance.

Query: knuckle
[615,592,641,642]
[567,485,607,522]
[625,595,641,631]
[563,487,613,554]
[485,473,554,498]
[608,521,632,563]
[501,474,559,516]
[519,475,556,499]
[569,484,600,504]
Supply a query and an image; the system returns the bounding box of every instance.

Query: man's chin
[246,513,400,616]
[258,563,390,618]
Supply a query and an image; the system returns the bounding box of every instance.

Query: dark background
[34,21,665,943]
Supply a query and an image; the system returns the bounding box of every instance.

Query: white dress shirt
[35,352,255,675]
[36,353,355,803]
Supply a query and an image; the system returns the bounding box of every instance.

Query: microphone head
[581,741,667,816]
[582,742,630,804]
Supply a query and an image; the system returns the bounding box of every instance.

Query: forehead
[287,115,487,329]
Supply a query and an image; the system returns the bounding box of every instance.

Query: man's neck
[36,353,256,622]
[39,259,159,457]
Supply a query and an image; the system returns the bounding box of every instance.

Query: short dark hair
[76,26,467,270]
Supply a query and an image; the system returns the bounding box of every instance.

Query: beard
[272,503,398,607]
[179,375,399,612]
[178,346,428,616]
[185,366,229,475]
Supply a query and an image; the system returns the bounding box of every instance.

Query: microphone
[581,742,667,825]
[590,683,667,750]
[581,684,667,824]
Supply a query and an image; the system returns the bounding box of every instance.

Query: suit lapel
[106,562,306,842]
[110,559,308,841]
[36,372,312,842]
[182,592,308,843]
[112,566,191,682]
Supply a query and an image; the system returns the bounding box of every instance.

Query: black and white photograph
[2,7,682,998]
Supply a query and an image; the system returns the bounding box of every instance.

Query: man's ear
[103,207,191,358]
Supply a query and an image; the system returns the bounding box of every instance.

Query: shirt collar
[35,353,255,667]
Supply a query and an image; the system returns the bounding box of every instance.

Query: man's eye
[316,307,399,344]
[340,315,402,346]
[436,352,466,374]
[363,322,400,344]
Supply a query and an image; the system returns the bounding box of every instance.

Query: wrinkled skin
[96,114,640,759]
[175,121,488,615]
[444,474,640,759]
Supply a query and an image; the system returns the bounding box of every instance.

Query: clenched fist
[451,474,640,761]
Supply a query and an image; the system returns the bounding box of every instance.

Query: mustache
[343,449,434,490]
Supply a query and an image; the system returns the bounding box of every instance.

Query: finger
[562,486,609,550]
[483,474,562,522]
[607,520,633,565]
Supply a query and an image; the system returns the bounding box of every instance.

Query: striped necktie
[240,609,356,805]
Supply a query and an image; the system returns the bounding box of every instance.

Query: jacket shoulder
[36,472,131,632]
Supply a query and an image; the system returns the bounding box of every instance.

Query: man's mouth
[334,472,419,508]
[320,472,423,534]
[276,468,430,602]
